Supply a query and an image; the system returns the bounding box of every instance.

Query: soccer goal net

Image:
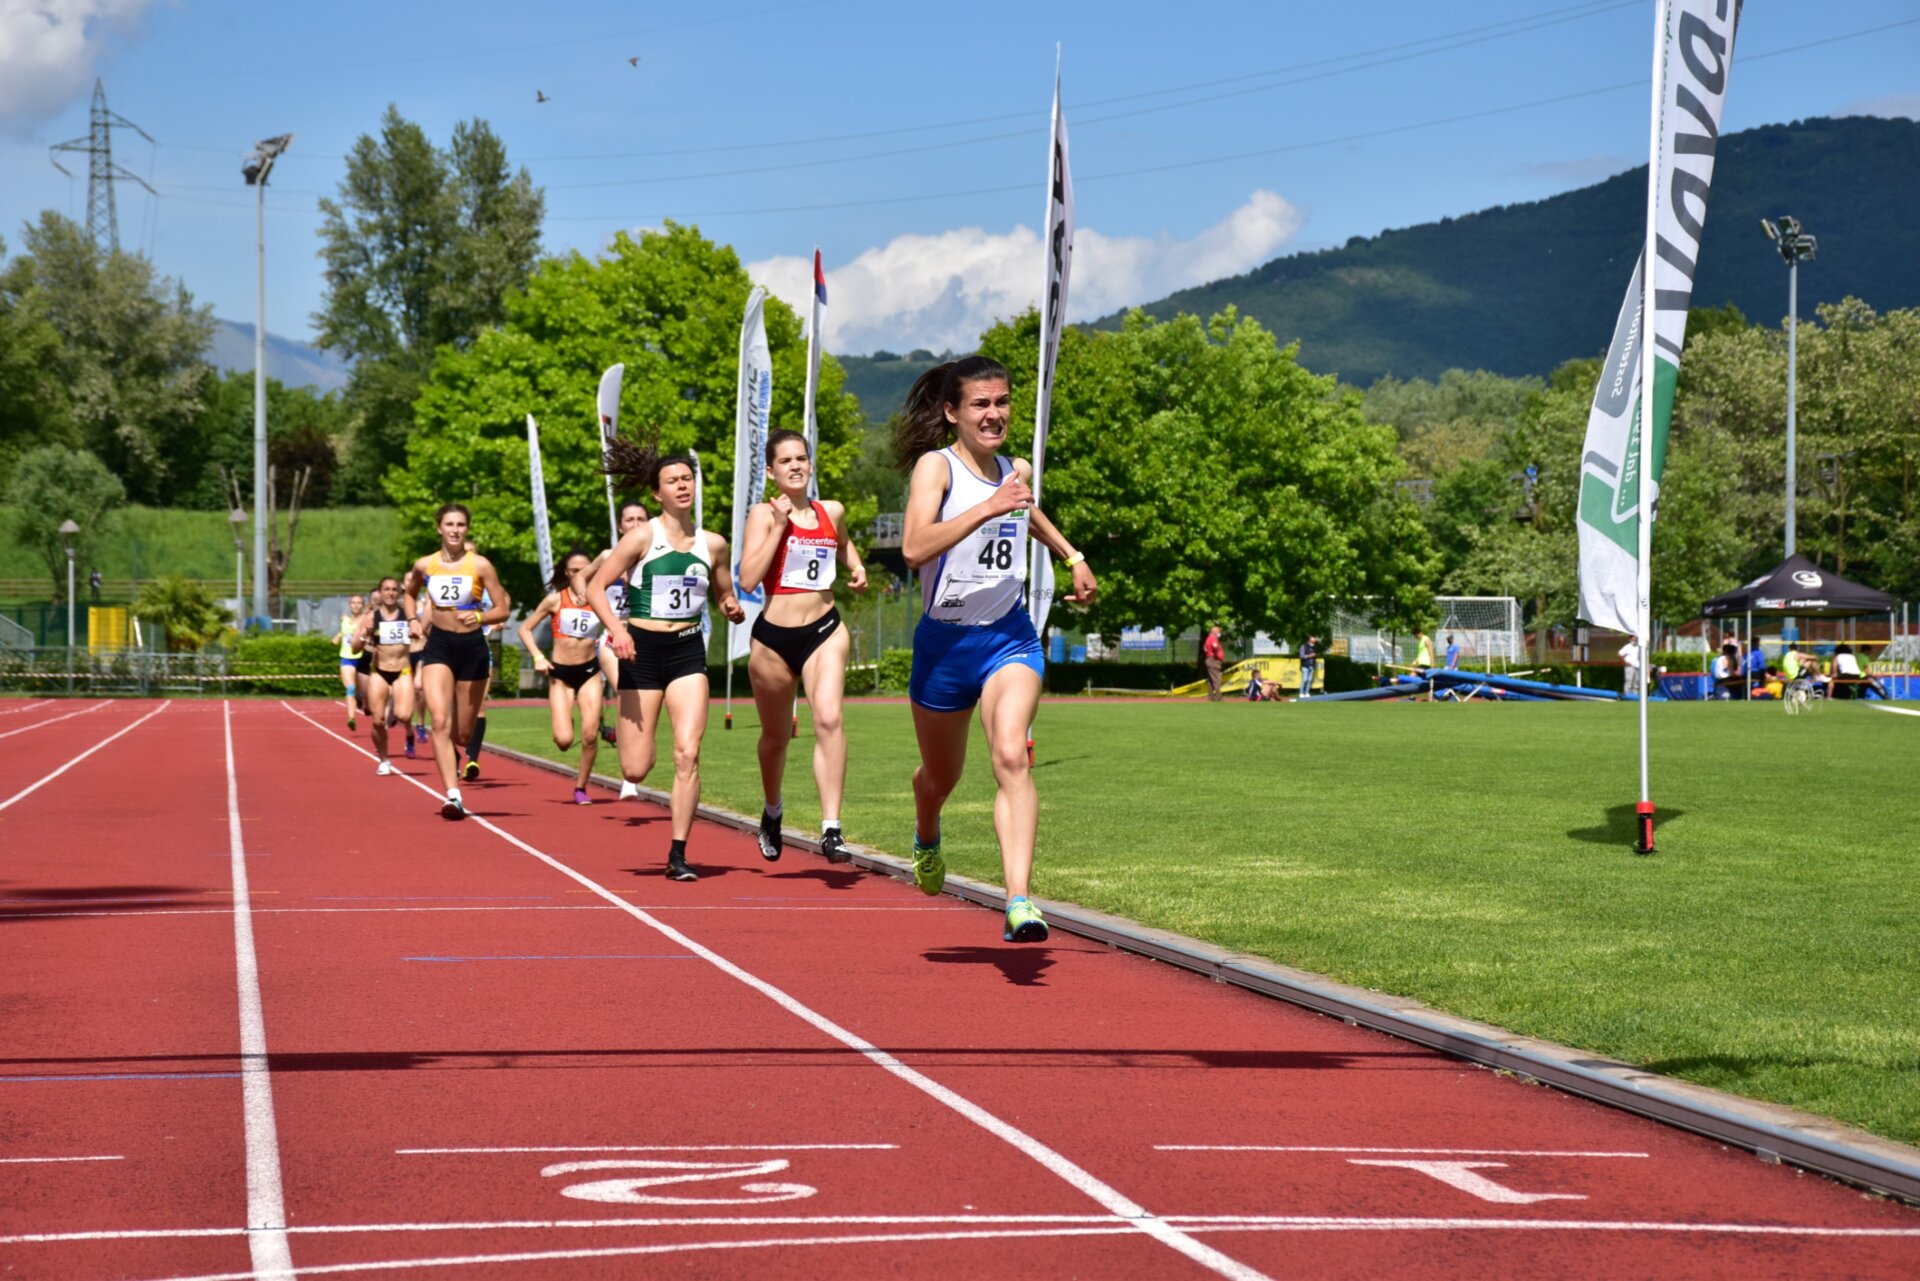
[1332,596,1521,668]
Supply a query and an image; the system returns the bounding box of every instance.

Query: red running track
[2,695,1917,1280]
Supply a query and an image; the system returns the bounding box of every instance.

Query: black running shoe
[666,853,698,881]
[757,809,782,862]
[463,758,481,781]
[440,795,466,821]
[820,829,851,864]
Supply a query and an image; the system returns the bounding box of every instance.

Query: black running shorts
[751,607,844,678]
[420,627,491,683]
[547,659,598,692]
[618,625,707,691]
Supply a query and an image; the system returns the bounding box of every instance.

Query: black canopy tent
[1701,555,1896,698]
[1703,554,1894,619]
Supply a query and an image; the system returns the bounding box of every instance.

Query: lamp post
[243,132,293,625]
[1759,216,1817,560]
[229,507,248,627]
[59,519,80,653]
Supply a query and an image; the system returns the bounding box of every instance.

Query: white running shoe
[440,789,466,821]
[376,760,394,776]
[619,781,640,801]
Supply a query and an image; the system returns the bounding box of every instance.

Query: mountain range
[1097,115,1920,386]
[206,319,350,394]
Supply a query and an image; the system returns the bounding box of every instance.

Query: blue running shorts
[909,608,1046,712]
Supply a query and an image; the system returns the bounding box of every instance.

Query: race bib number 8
[650,574,707,619]
[780,544,836,591]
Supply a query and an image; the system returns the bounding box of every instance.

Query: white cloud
[747,190,1304,356]
[0,0,151,125]
[1843,94,1920,122]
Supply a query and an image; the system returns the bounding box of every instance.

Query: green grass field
[0,506,403,596]
[489,696,1920,1146]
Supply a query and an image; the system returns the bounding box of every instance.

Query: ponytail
[602,426,674,491]
[892,354,1011,474]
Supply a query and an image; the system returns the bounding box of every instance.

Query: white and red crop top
[769,502,839,595]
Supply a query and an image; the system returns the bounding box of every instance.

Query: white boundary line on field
[0,700,110,741]
[224,702,293,1281]
[0,699,53,716]
[0,701,170,813]
[1867,704,1920,718]
[1156,1146,1648,1158]
[276,699,1272,1281]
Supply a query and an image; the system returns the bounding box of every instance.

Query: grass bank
[489,696,1920,1146]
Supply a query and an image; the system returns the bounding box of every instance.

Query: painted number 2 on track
[542,1157,816,1205]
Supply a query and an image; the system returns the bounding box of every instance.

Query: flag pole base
[723,713,732,731]
[1026,737,1035,768]
[791,715,799,739]
[1634,800,1657,855]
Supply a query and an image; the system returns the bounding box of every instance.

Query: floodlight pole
[61,520,80,653]
[1786,251,1798,559]
[245,133,292,626]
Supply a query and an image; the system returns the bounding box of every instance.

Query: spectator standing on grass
[1620,635,1642,697]
[1444,634,1460,670]
[1711,642,1741,700]
[1299,634,1318,699]
[1202,625,1225,702]
[1745,641,1767,695]
[1413,630,1433,671]
[89,568,102,602]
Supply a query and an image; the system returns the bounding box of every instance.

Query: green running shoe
[1004,897,1049,943]
[910,833,945,896]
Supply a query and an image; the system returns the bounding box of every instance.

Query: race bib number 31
[650,574,707,619]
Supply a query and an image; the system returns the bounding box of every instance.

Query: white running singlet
[920,448,1027,626]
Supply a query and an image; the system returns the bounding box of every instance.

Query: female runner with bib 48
[587,433,747,882]
[895,356,1096,943]
[404,504,511,821]
[736,429,869,866]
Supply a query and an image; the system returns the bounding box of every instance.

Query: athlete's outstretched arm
[402,562,428,637]
[707,532,747,624]
[1013,460,1098,606]
[474,558,512,627]
[900,451,1030,569]
[586,527,648,658]
[517,591,561,671]
[825,501,869,591]
[735,503,782,593]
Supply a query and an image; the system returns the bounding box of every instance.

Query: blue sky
[1,0,1915,355]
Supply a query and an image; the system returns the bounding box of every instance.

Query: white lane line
[0,905,965,922]
[15,1213,1920,1247]
[224,702,293,1281]
[0,700,110,740]
[0,1154,124,1164]
[397,1145,898,1154]
[0,699,53,716]
[280,700,1271,1281]
[0,701,170,814]
[1868,704,1920,718]
[1157,1146,1649,1158]
[101,1221,1920,1281]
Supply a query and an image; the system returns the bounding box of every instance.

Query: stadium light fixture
[1762,214,1815,629]
[242,133,292,624]
[59,519,80,651]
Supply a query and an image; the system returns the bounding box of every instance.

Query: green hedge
[228,633,338,695]
[1651,650,1706,673]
